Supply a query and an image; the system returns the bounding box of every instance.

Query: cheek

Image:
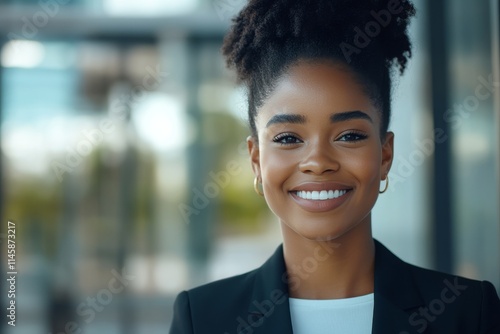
[259,148,297,212]
[342,146,382,186]
[259,148,296,182]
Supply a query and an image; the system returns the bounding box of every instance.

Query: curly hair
[222,0,416,139]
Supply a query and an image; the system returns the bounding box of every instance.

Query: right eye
[272,133,302,146]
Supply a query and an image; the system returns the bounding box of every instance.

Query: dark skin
[247,60,394,299]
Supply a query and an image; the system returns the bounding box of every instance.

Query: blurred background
[0,0,499,333]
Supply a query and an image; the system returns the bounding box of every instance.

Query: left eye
[337,132,368,142]
[273,133,302,145]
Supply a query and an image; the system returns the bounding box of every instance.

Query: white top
[289,293,374,334]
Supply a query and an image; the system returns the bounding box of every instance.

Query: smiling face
[248,60,394,242]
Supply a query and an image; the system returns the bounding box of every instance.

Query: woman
[170,0,500,333]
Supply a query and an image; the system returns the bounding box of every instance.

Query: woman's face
[248,60,394,241]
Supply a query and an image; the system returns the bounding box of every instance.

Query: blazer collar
[245,239,427,334]
[246,244,294,333]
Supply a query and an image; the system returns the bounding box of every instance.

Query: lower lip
[289,190,353,213]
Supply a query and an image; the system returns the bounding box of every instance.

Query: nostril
[299,159,340,174]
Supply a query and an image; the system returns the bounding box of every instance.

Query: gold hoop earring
[379,176,389,194]
[253,177,264,196]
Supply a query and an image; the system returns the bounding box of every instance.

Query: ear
[381,131,394,179]
[247,135,261,178]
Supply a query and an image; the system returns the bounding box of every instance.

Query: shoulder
[375,239,497,299]
[375,241,500,333]
[169,244,288,334]
[400,252,499,303]
[169,267,262,334]
[406,259,498,305]
[409,263,500,333]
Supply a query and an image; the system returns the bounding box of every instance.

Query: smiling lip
[289,182,353,213]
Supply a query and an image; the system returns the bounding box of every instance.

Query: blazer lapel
[245,244,294,334]
[372,240,428,334]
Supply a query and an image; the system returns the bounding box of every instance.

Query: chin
[282,217,363,242]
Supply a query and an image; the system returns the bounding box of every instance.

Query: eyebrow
[265,113,306,128]
[265,110,373,128]
[330,110,373,123]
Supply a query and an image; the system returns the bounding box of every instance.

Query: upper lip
[289,182,353,192]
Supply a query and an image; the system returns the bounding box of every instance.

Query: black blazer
[169,240,500,334]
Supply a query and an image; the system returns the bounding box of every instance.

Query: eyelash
[337,131,368,142]
[272,131,368,146]
[272,133,302,146]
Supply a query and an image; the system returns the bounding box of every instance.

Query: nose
[298,139,340,174]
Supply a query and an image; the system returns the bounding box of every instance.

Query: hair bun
[222,0,416,82]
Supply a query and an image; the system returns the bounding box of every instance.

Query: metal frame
[491,0,500,286]
[0,7,228,39]
[426,0,453,273]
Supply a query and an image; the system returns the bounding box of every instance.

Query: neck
[282,221,375,300]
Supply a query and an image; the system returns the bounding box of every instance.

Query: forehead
[257,60,379,124]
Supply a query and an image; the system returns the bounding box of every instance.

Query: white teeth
[319,190,327,200]
[295,190,348,201]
